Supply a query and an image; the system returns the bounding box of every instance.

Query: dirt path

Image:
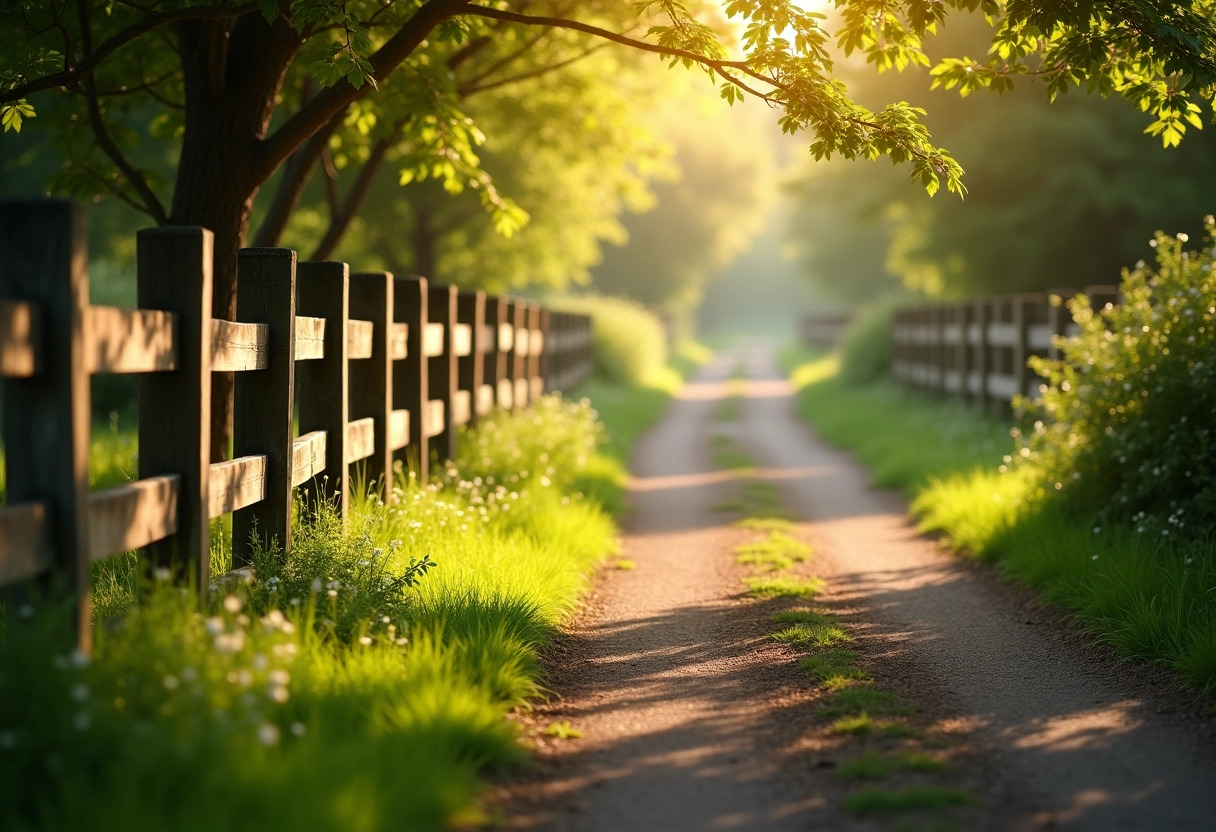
[499,343,1216,830]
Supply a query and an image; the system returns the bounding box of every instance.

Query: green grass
[711,448,754,471]
[836,750,948,781]
[781,345,1216,695]
[0,344,709,832]
[821,686,917,718]
[745,575,823,598]
[770,621,851,649]
[798,648,870,688]
[844,786,976,816]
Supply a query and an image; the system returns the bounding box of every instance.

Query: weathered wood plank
[347,416,375,463]
[395,276,428,481]
[423,321,445,357]
[87,305,177,374]
[453,323,472,357]
[457,290,485,428]
[476,383,494,416]
[987,322,1017,348]
[297,262,349,518]
[349,273,394,493]
[137,225,213,588]
[0,502,53,585]
[211,319,268,372]
[348,319,373,359]
[390,322,408,360]
[0,199,93,649]
[233,248,297,566]
[388,408,409,451]
[424,399,445,438]
[88,475,180,562]
[291,430,328,488]
[294,315,326,361]
[208,455,267,518]
[0,299,40,377]
[427,286,458,462]
[452,389,471,425]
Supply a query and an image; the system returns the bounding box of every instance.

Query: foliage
[549,294,667,385]
[837,296,905,385]
[1020,224,1216,540]
[786,14,1216,302]
[588,82,776,311]
[0,388,623,831]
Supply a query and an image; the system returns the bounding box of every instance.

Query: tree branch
[75,0,168,224]
[461,40,612,96]
[255,0,468,184]
[1,3,259,103]
[454,4,752,72]
[309,136,393,261]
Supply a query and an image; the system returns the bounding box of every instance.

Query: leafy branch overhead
[2,0,1215,235]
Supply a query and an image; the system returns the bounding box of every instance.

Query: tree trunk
[172,15,300,459]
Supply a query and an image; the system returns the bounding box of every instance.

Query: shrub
[1021,220,1216,539]
[549,294,666,385]
[837,296,902,386]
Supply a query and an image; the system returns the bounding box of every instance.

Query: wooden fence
[889,286,1119,411]
[0,199,593,648]
[798,312,852,349]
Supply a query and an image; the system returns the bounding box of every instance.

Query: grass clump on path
[844,786,976,815]
[781,345,1216,695]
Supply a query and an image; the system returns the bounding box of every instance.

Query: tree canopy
[787,12,1216,302]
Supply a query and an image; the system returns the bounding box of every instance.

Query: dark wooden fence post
[0,200,92,649]
[458,289,486,426]
[530,304,546,399]
[499,298,517,410]
[396,276,428,482]
[297,261,349,519]
[512,300,529,408]
[428,284,458,464]
[232,249,297,567]
[1012,295,1039,403]
[137,227,213,590]
[483,295,506,412]
[974,299,992,413]
[956,302,973,402]
[348,272,393,499]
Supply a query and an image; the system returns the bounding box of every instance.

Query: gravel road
[498,343,1216,831]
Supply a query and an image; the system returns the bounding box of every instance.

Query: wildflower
[154,567,172,582]
[268,685,289,704]
[291,722,307,737]
[358,636,372,646]
[327,589,337,599]
[223,595,243,614]
[310,578,323,593]
[1092,554,1100,561]
[181,667,198,683]
[72,712,91,731]
[18,605,32,619]
[71,683,89,702]
[1093,527,1101,535]
[163,675,179,690]
[70,649,89,669]
[257,723,280,746]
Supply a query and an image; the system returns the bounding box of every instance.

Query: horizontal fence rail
[0,199,594,649]
[798,311,852,349]
[889,287,1119,412]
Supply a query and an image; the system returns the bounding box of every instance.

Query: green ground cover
[781,346,1216,695]
[0,344,708,831]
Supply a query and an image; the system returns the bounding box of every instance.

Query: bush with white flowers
[1019,220,1216,539]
